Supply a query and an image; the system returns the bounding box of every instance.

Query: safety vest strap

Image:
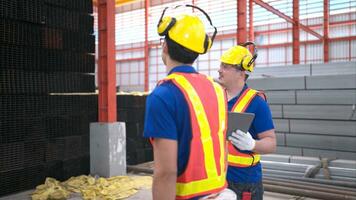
[162,72,227,199]
[228,88,263,167]
[227,143,261,167]
[176,175,227,199]
[232,88,258,113]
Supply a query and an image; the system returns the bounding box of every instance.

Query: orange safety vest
[160,72,228,199]
[227,88,266,168]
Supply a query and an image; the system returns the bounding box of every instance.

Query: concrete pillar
[90,122,126,177]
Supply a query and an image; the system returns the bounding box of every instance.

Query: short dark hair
[165,35,199,64]
[244,74,249,81]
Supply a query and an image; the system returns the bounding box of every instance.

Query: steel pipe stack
[0,0,95,196]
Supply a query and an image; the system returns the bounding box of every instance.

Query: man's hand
[228,130,256,151]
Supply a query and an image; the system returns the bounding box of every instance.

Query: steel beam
[98,0,117,122]
[144,0,149,91]
[116,57,145,62]
[254,19,356,35]
[192,0,195,12]
[324,0,329,62]
[253,0,322,40]
[237,0,247,44]
[116,47,144,53]
[256,35,356,48]
[249,0,254,42]
[93,0,137,7]
[292,0,300,64]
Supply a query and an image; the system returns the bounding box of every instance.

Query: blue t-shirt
[226,84,274,183]
[143,65,196,176]
[144,65,209,199]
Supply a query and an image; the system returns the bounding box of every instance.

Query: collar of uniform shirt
[168,65,197,75]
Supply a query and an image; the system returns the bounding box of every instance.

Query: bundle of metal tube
[261,155,356,199]
[127,165,356,200]
[264,174,356,188]
[263,176,356,200]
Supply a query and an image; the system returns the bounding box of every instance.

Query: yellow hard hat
[220,42,258,72]
[157,5,217,54]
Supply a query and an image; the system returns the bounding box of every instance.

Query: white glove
[228,130,256,151]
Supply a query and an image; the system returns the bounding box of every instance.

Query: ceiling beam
[93,0,138,8]
[253,0,323,40]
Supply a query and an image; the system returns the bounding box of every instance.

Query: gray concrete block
[283,105,355,120]
[276,132,286,146]
[120,85,145,92]
[262,161,310,172]
[316,167,356,178]
[286,134,356,152]
[261,154,290,163]
[306,74,356,89]
[296,90,356,105]
[265,90,296,104]
[247,77,306,90]
[251,64,311,79]
[276,146,302,156]
[303,148,356,160]
[270,105,283,118]
[329,159,356,169]
[290,119,356,136]
[311,61,356,76]
[274,119,289,132]
[290,156,321,165]
[90,122,127,177]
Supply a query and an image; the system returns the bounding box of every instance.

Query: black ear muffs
[203,34,212,54]
[240,41,258,70]
[157,5,217,53]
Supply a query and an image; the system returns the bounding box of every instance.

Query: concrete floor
[0,189,149,200]
[0,189,320,200]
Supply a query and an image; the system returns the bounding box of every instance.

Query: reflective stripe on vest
[228,88,261,167]
[162,73,228,199]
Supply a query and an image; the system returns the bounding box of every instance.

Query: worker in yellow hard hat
[143,5,236,200]
[218,42,276,200]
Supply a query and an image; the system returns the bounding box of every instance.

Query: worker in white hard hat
[144,5,235,200]
[218,43,277,200]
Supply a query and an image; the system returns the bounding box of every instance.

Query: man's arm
[254,129,276,154]
[152,138,178,200]
[252,97,276,154]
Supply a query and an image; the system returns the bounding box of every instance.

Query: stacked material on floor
[117,93,152,165]
[250,61,356,79]
[126,159,356,200]
[247,63,356,160]
[261,154,356,199]
[262,154,356,184]
[0,0,95,196]
[31,175,152,200]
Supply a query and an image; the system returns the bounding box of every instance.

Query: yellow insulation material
[31,175,152,200]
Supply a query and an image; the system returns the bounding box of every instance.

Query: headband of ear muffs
[157,7,175,36]
[240,41,258,71]
[157,4,217,54]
